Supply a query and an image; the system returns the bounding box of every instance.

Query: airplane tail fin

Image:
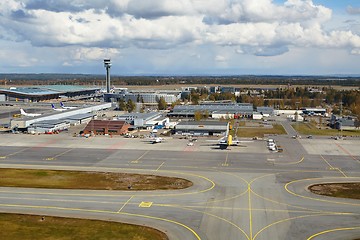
[51,104,55,109]
[227,135,232,146]
[20,109,26,115]
[60,102,64,107]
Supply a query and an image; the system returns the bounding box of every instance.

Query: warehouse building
[174,121,229,136]
[169,104,254,119]
[117,112,169,129]
[27,120,71,134]
[83,120,130,135]
[104,90,181,104]
[256,107,274,117]
[16,113,95,134]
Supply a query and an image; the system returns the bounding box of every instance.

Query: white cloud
[347,6,360,15]
[351,48,360,55]
[71,48,120,61]
[215,55,226,62]
[0,0,359,74]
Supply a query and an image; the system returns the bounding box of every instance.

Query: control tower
[104,59,111,93]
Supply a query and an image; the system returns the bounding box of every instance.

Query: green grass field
[0,169,191,239]
[0,168,193,190]
[0,213,168,240]
[292,123,360,136]
[236,124,287,138]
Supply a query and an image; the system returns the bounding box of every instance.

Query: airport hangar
[169,104,274,119]
[0,85,100,102]
[11,103,112,133]
[81,112,171,135]
[104,89,182,104]
[116,112,170,130]
[174,121,229,136]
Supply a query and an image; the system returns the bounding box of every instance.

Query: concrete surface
[0,124,359,240]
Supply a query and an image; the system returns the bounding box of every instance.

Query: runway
[0,133,359,240]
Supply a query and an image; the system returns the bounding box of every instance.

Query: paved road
[0,134,359,240]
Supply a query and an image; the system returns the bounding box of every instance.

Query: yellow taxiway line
[0,202,202,240]
[307,226,360,240]
[320,155,348,177]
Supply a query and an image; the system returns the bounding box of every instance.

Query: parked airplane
[51,104,67,112]
[151,137,164,144]
[218,134,237,149]
[60,102,76,109]
[210,134,253,149]
[20,108,42,117]
[216,124,252,149]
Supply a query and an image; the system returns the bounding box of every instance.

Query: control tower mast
[104,59,111,93]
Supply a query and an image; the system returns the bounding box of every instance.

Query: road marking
[0,202,201,240]
[155,202,339,214]
[222,153,229,166]
[334,168,347,178]
[131,150,149,164]
[54,149,73,158]
[122,212,201,240]
[248,184,253,240]
[1,148,30,159]
[44,149,73,161]
[307,226,360,240]
[267,158,275,165]
[334,142,359,162]
[248,172,360,213]
[139,202,153,208]
[285,177,360,206]
[117,196,134,213]
[156,162,165,171]
[0,167,216,198]
[0,194,325,214]
[253,213,333,240]
[193,169,248,205]
[320,155,334,169]
[276,157,304,165]
[320,155,347,177]
[173,205,250,240]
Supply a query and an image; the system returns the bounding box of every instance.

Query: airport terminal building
[174,121,229,136]
[117,112,169,129]
[0,85,100,102]
[169,103,255,119]
[11,103,112,133]
[104,89,181,104]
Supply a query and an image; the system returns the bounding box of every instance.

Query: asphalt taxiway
[0,130,359,240]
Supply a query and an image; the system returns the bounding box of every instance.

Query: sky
[0,0,359,76]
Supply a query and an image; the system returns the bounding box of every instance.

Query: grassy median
[236,124,287,138]
[0,213,168,240]
[0,168,193,190]
[309,183,360,200]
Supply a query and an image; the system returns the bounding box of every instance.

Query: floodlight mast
[104,59,111,93]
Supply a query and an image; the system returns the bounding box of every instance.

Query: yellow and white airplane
[209,134,252,149]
